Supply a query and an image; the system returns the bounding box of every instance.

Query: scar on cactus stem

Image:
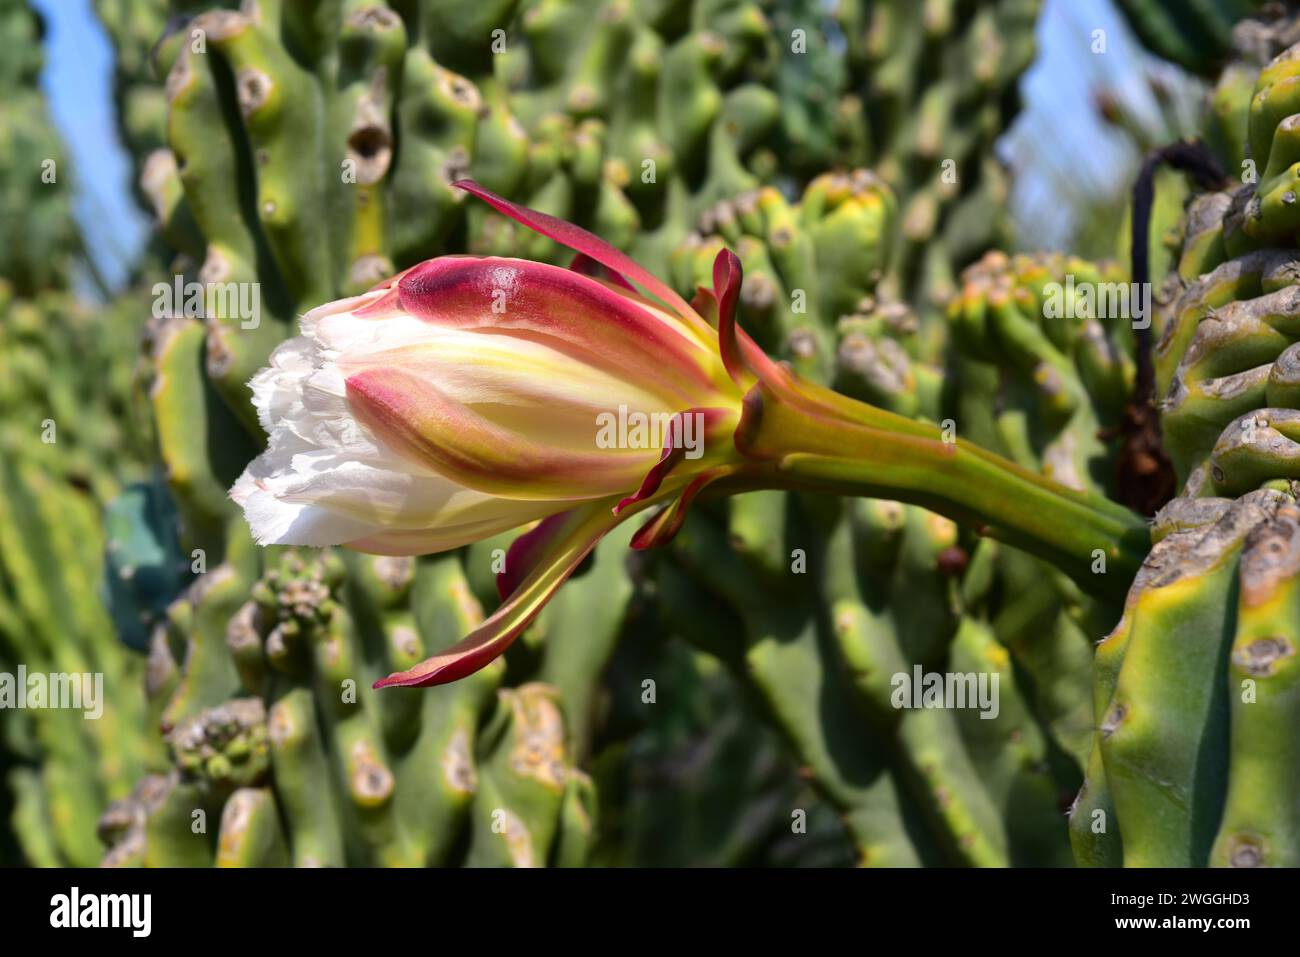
[1117,138,1227,515]
[229,180,1150,690]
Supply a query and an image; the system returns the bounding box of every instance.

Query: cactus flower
[234,181,1149,689]
[233,181,771,686]
[231,246,742,553]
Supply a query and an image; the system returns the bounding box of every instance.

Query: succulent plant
[35,0,1300,873]
[0,0,163,864]
[0,283,160,865]
[67,0,1053,870]
[657,180,1146,866]
[21,0,1300,874]
[1068,34,1300,868]
[1115,0,1269,78]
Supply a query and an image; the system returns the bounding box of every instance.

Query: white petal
[232,280,666,554]
[250,334,388,460]
[233,476,382,547]
[231,444,559,551]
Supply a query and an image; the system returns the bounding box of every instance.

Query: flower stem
[736,378,1150,600]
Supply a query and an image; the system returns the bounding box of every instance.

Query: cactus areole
[232,181,1149,688]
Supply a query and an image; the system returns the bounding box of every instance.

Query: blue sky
[32,0,149,293]
[31,0,1182,293]
[1003,0,1201,250]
